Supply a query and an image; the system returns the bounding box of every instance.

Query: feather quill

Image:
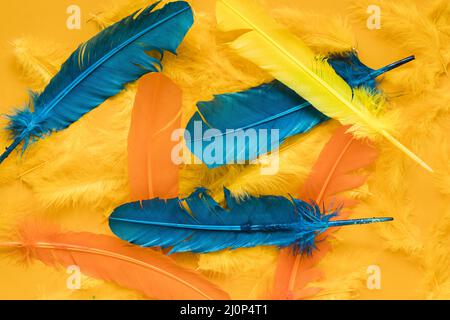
[0,1,193,164]
[0,222,229,300]
[185,52,412,168]
[216,0,433,172]
[128,73,181,201]
[109,188,392,254]
[271,126,378,299]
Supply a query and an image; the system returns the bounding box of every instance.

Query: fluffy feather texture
[351,0,450,94]
[11,38,64,91]
[338,0,450,299]
[109,188,392,254]
[216,0,432,172]
[271,126,378,299]
[207,252,277,300]
[185,52,411,168]
[0,221,229,300]
[0,1,193,164]
[128,73,181,201]
[17,95,133,211]
[90,0,154,29]
[198,246,278,275]
[259,4,356,55]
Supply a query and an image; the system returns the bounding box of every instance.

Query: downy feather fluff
[351,0,450,94]
[216,0,433,172]
[185,52,412,168]
[109,188,392,254]
[259,4,356,55]
[0,1,193,164]
[11,38,64,91]
[0,221,229,300]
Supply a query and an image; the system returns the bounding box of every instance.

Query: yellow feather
[202,249,277,300]
[89,0,157,29]
[37,278,145,300]
[259,1,356,54]
[216,0,433,173]
[198,247,278,275]
[11,37,63,91]
[310,254,368,300]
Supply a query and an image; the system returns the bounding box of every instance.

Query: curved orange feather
[128,73,181,201]
[271,125,378,300]
[1,222,229,300]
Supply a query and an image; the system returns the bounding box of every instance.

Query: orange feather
[128,73,181,201]
[271,125,378,300]
[0,222,229,300]
[300,125,378,208]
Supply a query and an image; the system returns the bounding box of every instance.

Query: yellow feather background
[0,0,449,299]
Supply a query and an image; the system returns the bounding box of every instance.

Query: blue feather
[185,81,329,168]
[109,188,393,254]
[327,52,415,90]
[0,1,194,164]
[185,52,414,168]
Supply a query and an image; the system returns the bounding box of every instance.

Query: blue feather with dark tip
[0,1,193,164]
[109,188,393,254]
[185,52,414,168]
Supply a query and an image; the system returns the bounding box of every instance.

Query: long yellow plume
[216,0,433,173]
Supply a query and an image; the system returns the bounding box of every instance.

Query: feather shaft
[110,216,392,231]
[362,55,415,84]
